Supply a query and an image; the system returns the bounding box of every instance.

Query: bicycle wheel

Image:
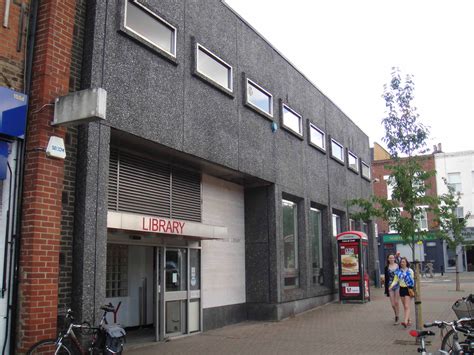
[440,329,468,353]
[27,338,74,355]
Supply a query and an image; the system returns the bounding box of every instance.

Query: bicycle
[27,303,126,354]
[421,318,474,354]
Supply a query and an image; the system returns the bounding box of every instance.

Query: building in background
[2,0,376,351]
[0,1,31,353]
[372,144,444,273]
[434,148,474,272]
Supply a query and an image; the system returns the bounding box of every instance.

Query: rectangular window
[348,151,359,173]
[106,245,128,298]
[309,123,326,151]
[384,175,395,200]
[246,79,273,116]
[349,218,356,230]
[456,206,464,219]
[310,208,323,284]
[416,207,428,231]
[388,208,402,233]
[361,161,371,180]
[332,213,341,237]
[283,200,299,288]
[196,44,233,92]
[331,139,344,163]
[448,172,462,193]
[124,0,176,56]
[282,104,303,136]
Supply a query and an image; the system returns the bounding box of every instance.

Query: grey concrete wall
[78,0,374,320]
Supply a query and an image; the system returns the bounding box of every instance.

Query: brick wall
[58,0,86,316]
[17,1,76,352]
[0,1,30,92]
[372,154,438,235]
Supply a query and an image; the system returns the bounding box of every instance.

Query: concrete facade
[72,0,373,332]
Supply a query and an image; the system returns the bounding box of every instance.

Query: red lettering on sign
[141,217,186,235]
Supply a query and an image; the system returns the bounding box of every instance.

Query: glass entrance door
[164,248,187,336]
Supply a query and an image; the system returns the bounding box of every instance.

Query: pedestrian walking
[394,251,402,265]
[384,254,400,325]
[389,257,414,328]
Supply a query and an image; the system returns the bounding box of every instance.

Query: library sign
[107,211,227,240]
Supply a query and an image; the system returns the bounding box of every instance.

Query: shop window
[348,151,359,173]
[448,172,462,193]
[361,161,371,180]
[106,245,128,298]
[282,104,303,137]
[196,43,233,92]
[124,0,176,57]
[309,123,325,151]
[245,79,273,117]
[331,139,344,163]
[283,199,299,288]
[310,207,323,284]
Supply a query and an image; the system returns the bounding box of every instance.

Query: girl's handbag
[408,288,415,298]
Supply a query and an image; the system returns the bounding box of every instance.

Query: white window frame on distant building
[348,150,359,173]
[361,161,371,180]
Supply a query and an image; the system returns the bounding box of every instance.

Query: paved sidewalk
[126,273,474,354]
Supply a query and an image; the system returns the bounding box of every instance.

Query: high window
[245,79,273,117]
[456,206,464,219]
[106,245,128,298]
[388,208,402,233]
[310,208,323,284]
[196,44,233,92]
[282,104,303,136]
[331,139,344,163]
[448,172,462,193]
[361,161,371,180]
[416,207,428,231]
[384,175,396,200]
[348,151,359,173]
[124,0,176,57]
[283,200,299,288]
[309,123,325,151]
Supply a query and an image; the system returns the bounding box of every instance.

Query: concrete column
[72,122,110,325]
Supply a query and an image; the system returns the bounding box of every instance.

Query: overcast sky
[225,0,474,154]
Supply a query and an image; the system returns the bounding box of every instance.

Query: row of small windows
[123,0,371,180]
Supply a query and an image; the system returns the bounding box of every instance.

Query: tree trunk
[414,261,423,332]
[455,254,461,292]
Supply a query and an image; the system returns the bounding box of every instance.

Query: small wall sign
[46,136,66,159]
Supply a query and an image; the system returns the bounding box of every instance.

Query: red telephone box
[336,231,370,303]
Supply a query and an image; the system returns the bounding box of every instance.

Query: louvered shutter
[171,169,201,222]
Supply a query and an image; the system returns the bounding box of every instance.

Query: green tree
[350,67,435,331]
[434,178,472,291]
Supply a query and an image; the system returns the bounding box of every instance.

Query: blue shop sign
[0,87,28,139]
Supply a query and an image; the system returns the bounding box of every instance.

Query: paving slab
[126,273,474,354]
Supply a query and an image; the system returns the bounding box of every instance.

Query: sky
[225,0,474,154]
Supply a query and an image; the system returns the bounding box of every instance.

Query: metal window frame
[330,138,345,163]
[361,160,371,180]
[124,0,177,57]
[281,103,303,137]
[245,78,273,117]
[347,149,359,173]
[310,207,323,274]
[282,199,299,289]
[196,43,233,93]
[308,122,326,151]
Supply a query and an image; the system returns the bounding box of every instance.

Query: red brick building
[371,144,444,273]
